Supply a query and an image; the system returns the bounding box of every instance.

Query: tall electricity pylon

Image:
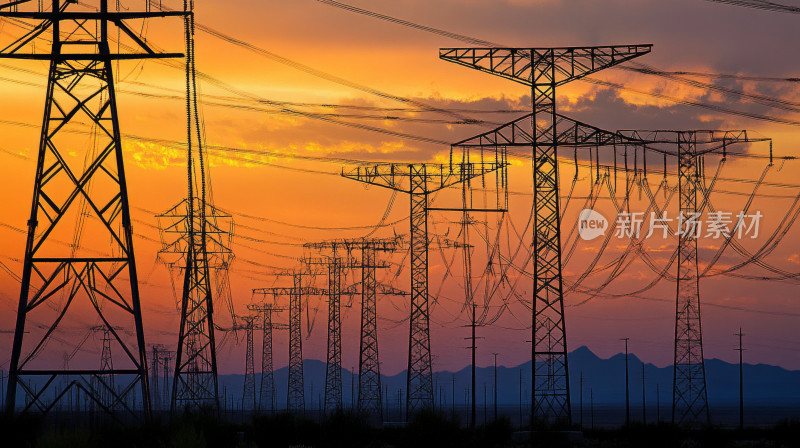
[254,272,325,413]
[302,248,360,414]
[356,239,401,421]
[247,303,287,413]
[158,198,233,413]
[0,0,184,417]
[618,130,769,426]
[305,238,403,420]
[441,44,652,423]
[452,111,648,422]
[343,157,507,415]
[150,344,165,411]
[153,1,234,415]
[240,315,258,411]
[91,326,119,410]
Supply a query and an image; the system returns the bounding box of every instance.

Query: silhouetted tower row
[343,156,507,414]
[441,44,653,422]
[1,0,185,417]
[303,243,364,414]
[254,272,325,413]
[149,344,174,411]
[305,238,402,420]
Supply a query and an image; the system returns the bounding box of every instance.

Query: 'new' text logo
[578,209,608,241]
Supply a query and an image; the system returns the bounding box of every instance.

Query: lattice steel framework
[93,326,116,410]
[156,0,232,414]
[675,132,707,426]
[302,249,360,414]
[149,344,164,411]
[240,315,257,411]
[441,45,652,423]
[615,129,769,426]
[357,240,399,421]
[1,0,184,418]
[247,303,286,413]
[254,272,325,413]
[159,197,232,413]
[343,161,506,414]
[306,238,402,420]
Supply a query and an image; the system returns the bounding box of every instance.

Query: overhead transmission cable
[312,0,800,127]
[702,0,800,14]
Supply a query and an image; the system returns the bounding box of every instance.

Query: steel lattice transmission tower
[240,315,257,411]
[1,0,184,417]
[91,326,118,410]
[441,45,652,422]
[149,344,166,411]
[344,158,507,414]
[451,113,648,422]
[302,248,360,414]
[151,1,234,414]
[356,240,402,421]
[247,303,286,413]
[305,238,403,420]
[618,130,768,426]
[254,272,325,413]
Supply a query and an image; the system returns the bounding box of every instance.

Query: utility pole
[642,364,647,424]
[579,372,584,429]
[483,382,487,425]
[466,303,478,428]
[452,375,456,419]
[622,337,630,426]
[590,388,594,430]
[735,328,745,430]
[519,369,523,429]
[657,383,660,423]
[493,353,498,421]
[1,0,185,418]
[351,366,355,412]
[442,44,653,424]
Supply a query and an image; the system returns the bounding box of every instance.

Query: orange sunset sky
[0,0,799,377]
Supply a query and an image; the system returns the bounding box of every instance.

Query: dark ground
[2,410,800,448]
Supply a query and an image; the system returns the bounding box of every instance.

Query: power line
[703,0,800,14]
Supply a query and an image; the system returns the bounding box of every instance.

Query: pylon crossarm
[0,9,186,60]
[617,129,771,157]
[454,113,643,148]
[439,45,652,87]
[343,162,505,194]
[304,237,401,254]
[618,129,754,144]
